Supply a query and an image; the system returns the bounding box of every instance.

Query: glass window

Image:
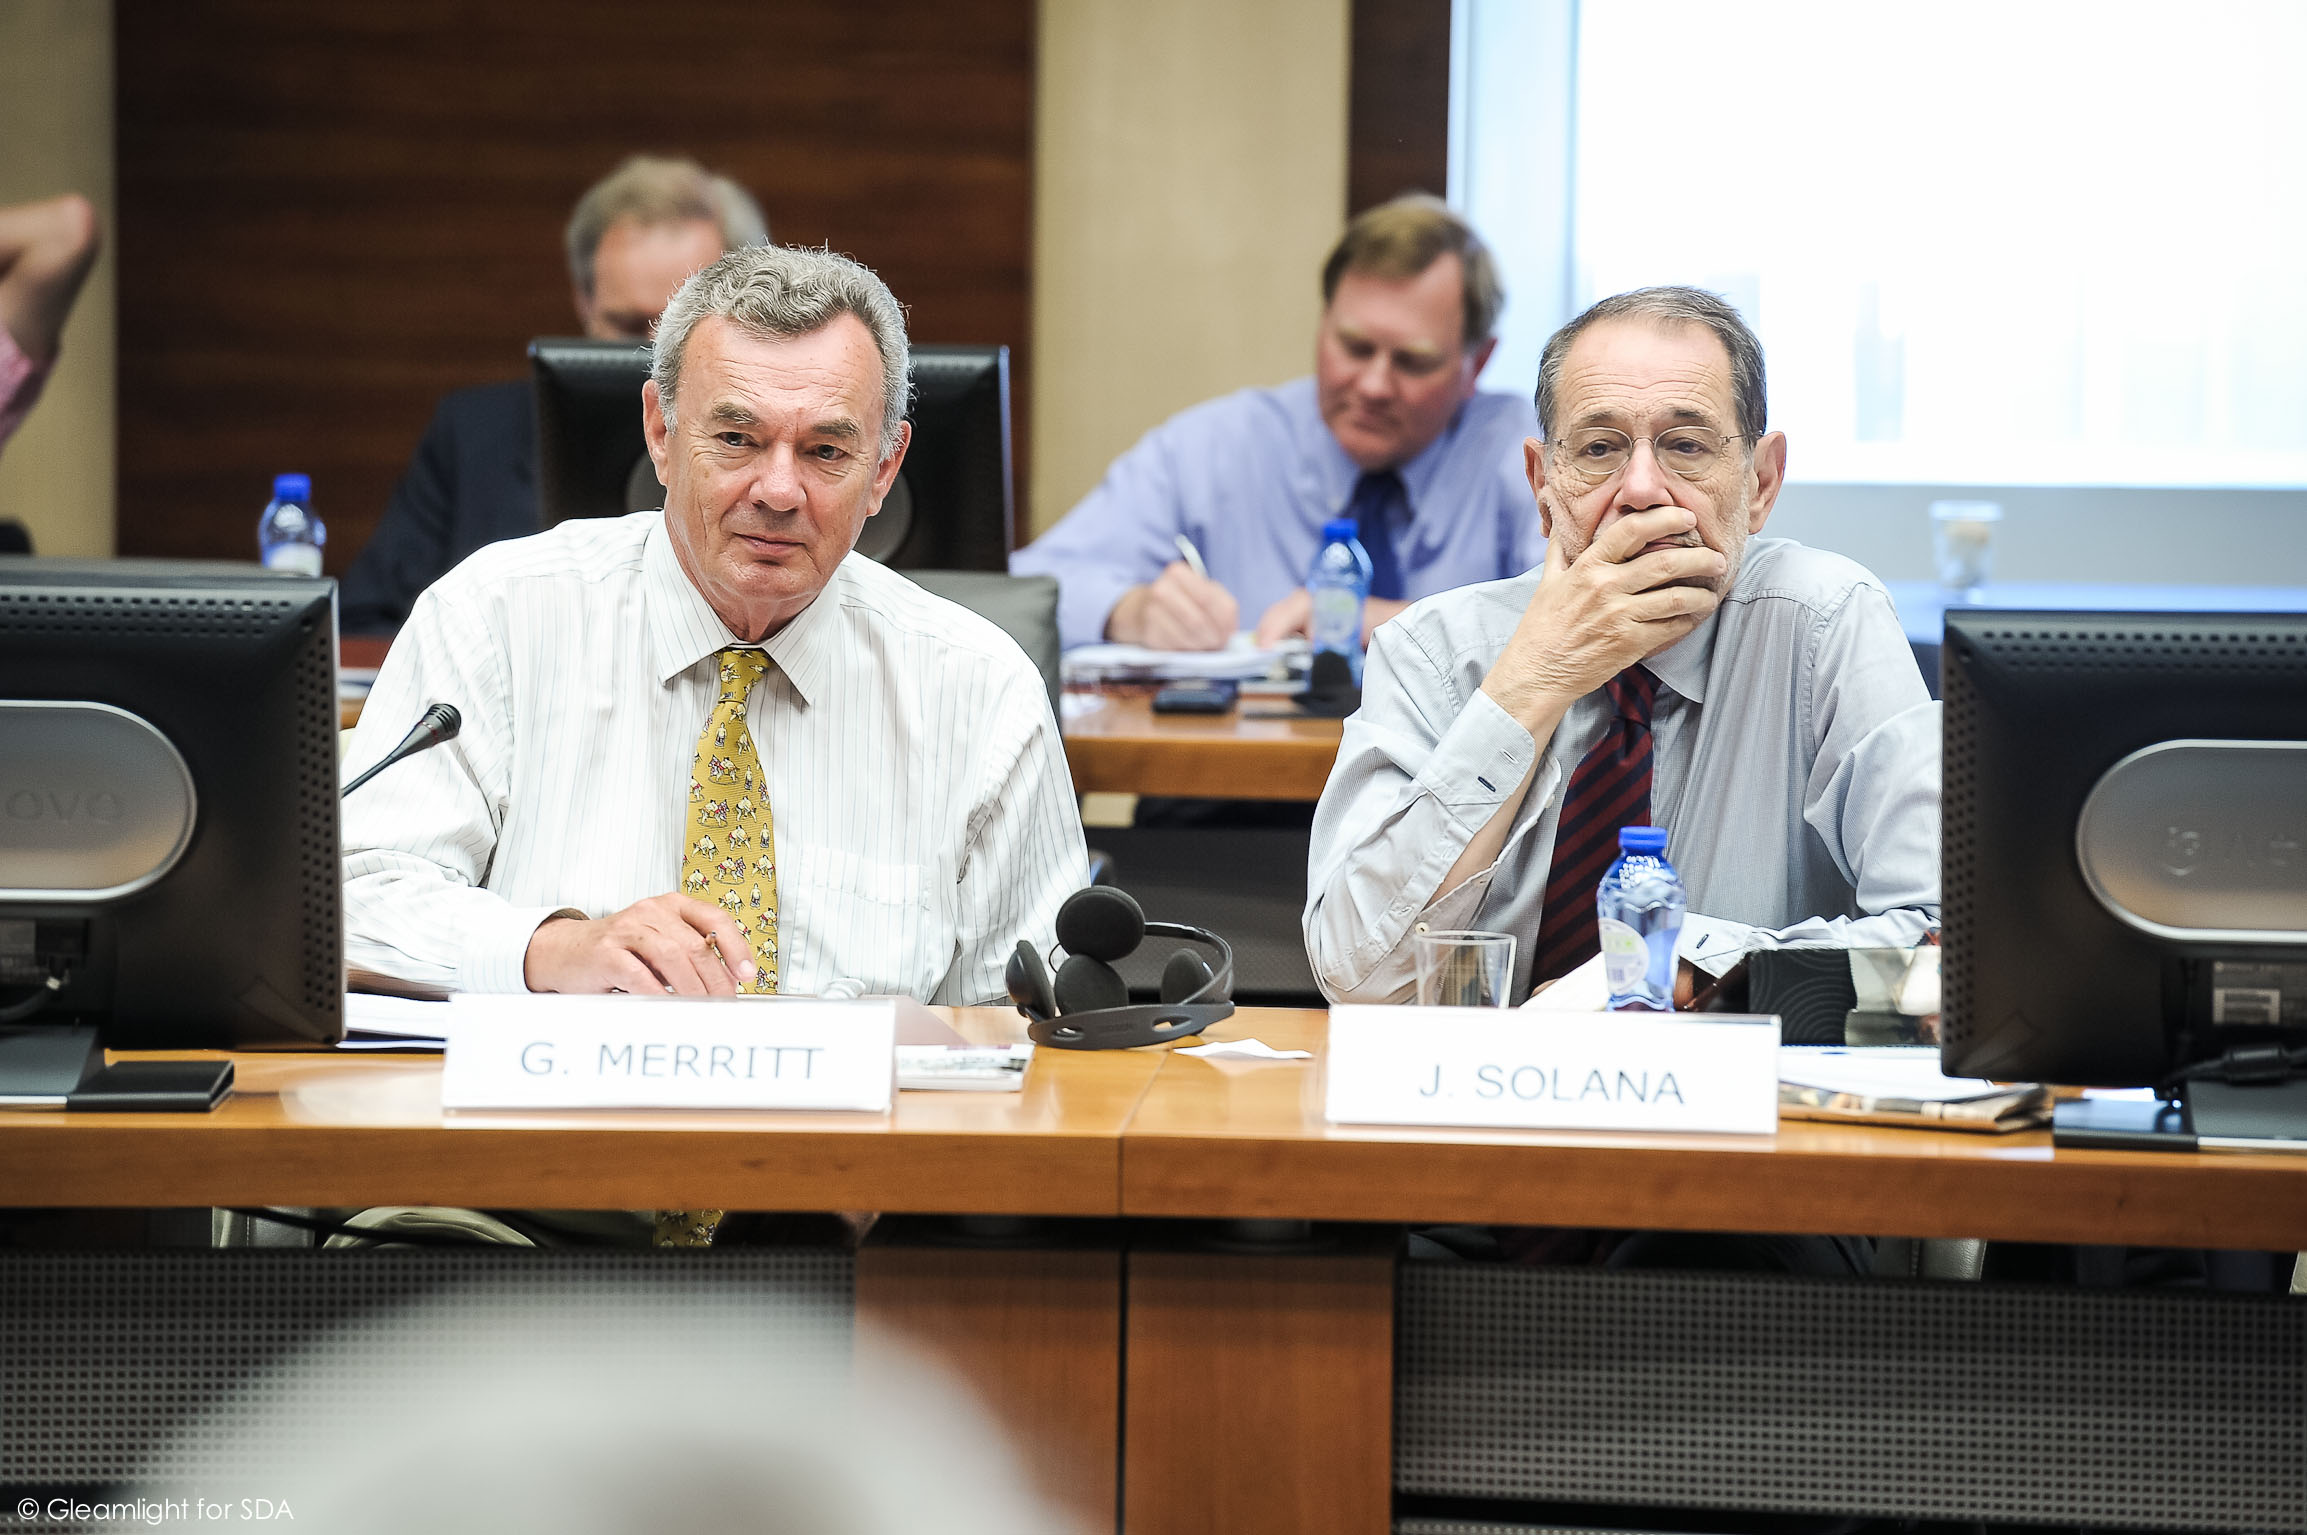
[1459,0,2307,489]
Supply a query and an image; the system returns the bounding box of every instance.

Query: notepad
[1777,1046,2049,1132]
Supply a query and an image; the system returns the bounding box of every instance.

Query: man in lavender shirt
[1012,195,1541,651]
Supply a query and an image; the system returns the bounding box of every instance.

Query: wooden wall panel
[1348,0,1452,213]
[115,0,1033,568]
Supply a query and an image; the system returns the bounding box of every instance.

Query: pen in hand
[1173,533,1210,580]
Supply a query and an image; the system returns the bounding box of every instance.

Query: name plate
[440,995,895,1112]
[1324,1006,1780,1135]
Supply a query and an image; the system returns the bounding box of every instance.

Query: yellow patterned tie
[656,646,781,1249]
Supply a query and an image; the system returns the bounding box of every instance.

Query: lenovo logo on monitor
[4,789,126,824]
[0,700,194,900]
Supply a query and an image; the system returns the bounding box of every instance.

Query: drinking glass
[1930,500,2002,592]
[1413,930,1517,1007]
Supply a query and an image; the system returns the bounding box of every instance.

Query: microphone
[342,703,462,799]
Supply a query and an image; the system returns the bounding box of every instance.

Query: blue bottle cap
[1321,517,1358,543]
[1618,825,1668,854]
[273,472,312,504]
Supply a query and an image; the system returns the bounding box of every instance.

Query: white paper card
[440,994,894,1112]
[1324,1005,1780,1134]
[1175,1038,1313,1060]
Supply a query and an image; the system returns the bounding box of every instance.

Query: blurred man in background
[339,155,768,632]
[1011,193,1538,651]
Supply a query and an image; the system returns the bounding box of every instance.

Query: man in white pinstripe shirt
[341,246,1087,1004]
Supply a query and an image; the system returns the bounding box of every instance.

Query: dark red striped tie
[1530,667,1658,983]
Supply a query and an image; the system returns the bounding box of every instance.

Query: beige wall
[0,1,1336,554]
[1031,0,1349,538]
[0,0,114,556]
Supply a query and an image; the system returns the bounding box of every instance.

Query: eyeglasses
[1552,426,1751,485]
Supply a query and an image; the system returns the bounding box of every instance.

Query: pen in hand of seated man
[523,893,758,996]
[1104,554,1240,651]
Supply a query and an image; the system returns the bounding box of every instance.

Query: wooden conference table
[24,1008,2297,1248]
[1058,686,1342,801]
[5,1008,2303,1533]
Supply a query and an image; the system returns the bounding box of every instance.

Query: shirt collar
[756,559,841,708]
[642,516,839,707]
[1642,602,1718,705]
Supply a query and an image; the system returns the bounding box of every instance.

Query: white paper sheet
[1175,1038,1312,1060]
[1060,634,1304,683]
[1776,1045,2018,1103]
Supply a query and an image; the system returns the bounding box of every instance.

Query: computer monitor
[1941,609,2307,1142]
[0,560,344,1094]
[531,338,659,527]
[530,338,1014,570]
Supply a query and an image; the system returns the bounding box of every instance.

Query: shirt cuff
[459,904,584,994]
[1406,691,1557,929]
[1414,685,1542,832]
[1678,912,1764,978]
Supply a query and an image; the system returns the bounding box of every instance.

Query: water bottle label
[1309,586,1359,634]
[1597,918,1648,992]
[263,544,323,577]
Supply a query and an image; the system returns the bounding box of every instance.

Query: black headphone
[1005,886,1234,1050]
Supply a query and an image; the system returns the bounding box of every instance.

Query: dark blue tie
[1345,470,1406,601]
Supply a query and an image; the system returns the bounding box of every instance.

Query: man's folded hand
[1482,506,1723,727]
[523,894,758,996]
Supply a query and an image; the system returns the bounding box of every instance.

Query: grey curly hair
[1535,285,1767,445]
[652,244,911,460]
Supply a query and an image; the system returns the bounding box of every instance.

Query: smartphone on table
[1150,680,1239,714]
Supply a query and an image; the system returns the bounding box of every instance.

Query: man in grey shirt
[1308,286,1938,1007]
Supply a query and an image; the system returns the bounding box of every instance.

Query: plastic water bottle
[257,473,325,575]
[1307,516,1373,679]
[1596,825,1686,1012]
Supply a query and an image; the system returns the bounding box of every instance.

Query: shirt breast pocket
[776,843,951,1000]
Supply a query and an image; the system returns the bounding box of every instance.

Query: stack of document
[342,992,450,1051]
[338,665,379,710]
[1777,1046,2048,1132]
[1061,634,1305,685]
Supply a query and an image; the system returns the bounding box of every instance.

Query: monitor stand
[0,1024,100,1106]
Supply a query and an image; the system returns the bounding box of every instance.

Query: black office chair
[0,520,32,555]
[899,569,1059,719]
[530,339,1015,572]
[900,568,1114,888]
